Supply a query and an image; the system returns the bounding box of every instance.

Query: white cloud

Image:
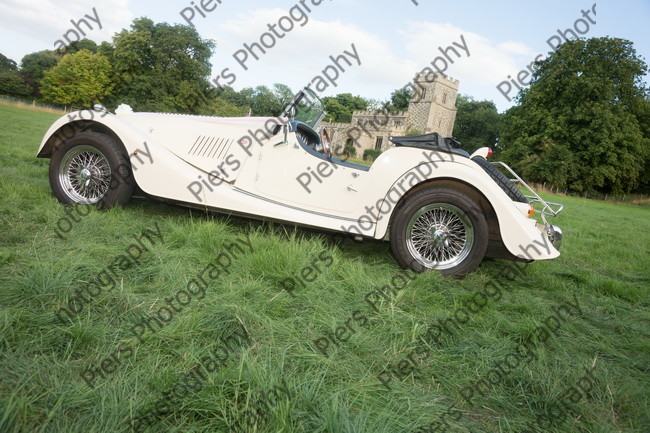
[206,8,419,98]
[496,40,534,57]
[206,10,538,108]
[0,0,132,53]
[400,22,535,86]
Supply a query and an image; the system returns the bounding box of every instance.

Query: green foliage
[500,38,649,195]
[0,71,32,97]
[244,85,290,117]
[363,98,385,111]
[215,84,294,117]
[636,97,650,193]
[201,88,249,117]
[404,129,423,137]
[64,38,98,55]
[20,50,60,81]
[41,50,113,106]
[322,93,368,122]
[106,17,215,113]
[272,83,294,110]
[97,41,115,58]
[343,145,357,157]
[386,87,412,112]
[363,148,382,161]
[452,94,500,154]
[0,53,18,71]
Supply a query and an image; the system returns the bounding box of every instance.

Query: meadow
[0,104,648,433]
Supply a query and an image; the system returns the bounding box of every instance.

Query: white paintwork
[470,147,491,159]
[38,109,560,261]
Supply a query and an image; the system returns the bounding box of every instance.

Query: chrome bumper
[492,161,564,250]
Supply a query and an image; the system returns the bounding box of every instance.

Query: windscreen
[286,88,326,130]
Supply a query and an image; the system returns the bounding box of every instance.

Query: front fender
[371,158,559,261]
[37,109,192,199]
[38,109,148,157]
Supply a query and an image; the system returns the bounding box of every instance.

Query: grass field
[0,104,648,433]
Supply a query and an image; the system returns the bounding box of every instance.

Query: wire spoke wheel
[390,187,488,276]
[406,203,474,270]
[58,145,112,204]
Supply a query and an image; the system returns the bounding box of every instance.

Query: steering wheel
[319,127,333,158]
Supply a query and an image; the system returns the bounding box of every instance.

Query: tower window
[375,136,384,150]
[443,93,448,104]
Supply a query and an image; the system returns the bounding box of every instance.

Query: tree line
[1,17,647,195]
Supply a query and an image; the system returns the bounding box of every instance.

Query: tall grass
[0,96,68,115]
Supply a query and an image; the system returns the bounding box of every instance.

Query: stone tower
[406,73,459,136]
[322,73,460,152]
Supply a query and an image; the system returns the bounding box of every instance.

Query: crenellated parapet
[352,110,408,117]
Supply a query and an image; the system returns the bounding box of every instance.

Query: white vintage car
[38,89,563,276]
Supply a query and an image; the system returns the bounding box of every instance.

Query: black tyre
[389,187,489,277]
[49,132,135,209]
[472,156,528,203]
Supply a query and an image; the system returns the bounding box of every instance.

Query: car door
[253,135,372,216]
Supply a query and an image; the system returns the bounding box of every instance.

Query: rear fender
[373,161,559,261]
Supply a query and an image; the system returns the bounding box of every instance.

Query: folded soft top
[389,133,468,157]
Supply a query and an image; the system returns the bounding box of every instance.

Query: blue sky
[0,0,648,111]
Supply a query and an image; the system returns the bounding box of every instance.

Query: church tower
[406,73,459,136]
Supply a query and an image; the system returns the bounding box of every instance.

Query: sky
[0,0,648,112]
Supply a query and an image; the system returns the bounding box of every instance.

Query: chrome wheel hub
[406,203,474,270]
[58,145,111,204]
[432,229,449,247]
[78,168,92,184]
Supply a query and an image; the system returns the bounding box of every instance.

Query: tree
[364,98,385,111]
[0,53,18,71]
[637,97,650,193]
[106,18,215,113]
[322,93,368,122]
[386,87,413,112]
[273,83,294,108]
[215,85,250,108]
[201,94,248,117]
[452,94,501,154]
[0,71,32,97]
[20,50,61,97]
[322,98,346,122]
[41,50,113,106]
[65,39,98,54]
[246,85,286,116]
[215,84,294,117]
[21,50,60,81]
[500,38,649,195]
[97,41,115,58]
